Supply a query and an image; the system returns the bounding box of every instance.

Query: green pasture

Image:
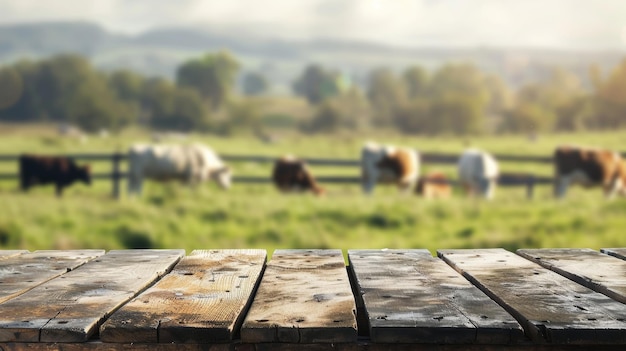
[1,126,626,255]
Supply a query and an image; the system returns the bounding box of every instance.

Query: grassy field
[1,125,626,255]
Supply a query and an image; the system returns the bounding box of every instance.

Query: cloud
[0,0,624,49]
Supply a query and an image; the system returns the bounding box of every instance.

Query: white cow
[361,142,420,194]
[127,143,231,196]
[458,148,499,199]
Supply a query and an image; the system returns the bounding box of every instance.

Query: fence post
[526,175,535,200]
[111,152,121,200]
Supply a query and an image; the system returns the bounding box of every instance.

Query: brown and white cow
[416,172,452,199]
[19,155,91,197]
[361,142,420,194]
[554,145,626,198]
[272,156,324,195]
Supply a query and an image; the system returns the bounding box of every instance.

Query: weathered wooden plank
[439,249,626,345]
[0,249,184,343]
[348,249,524,344]
[518,248,626,305]
[3,342,626,351]
[0,250,28,260]
[241,249,357,343]
[0,250,104,304]
[100,249,267,343]
[0,342,232,351]
[601,248,626,261]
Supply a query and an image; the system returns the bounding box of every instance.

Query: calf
[554,145,626,198]
[272,156,324,195]
[361,142,420,194]
[19,155,91,197]
[458,149,499,199]
[416,172,452,199]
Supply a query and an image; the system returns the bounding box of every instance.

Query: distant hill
[0,22,624,93]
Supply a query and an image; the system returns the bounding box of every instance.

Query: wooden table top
[1,248,626,350]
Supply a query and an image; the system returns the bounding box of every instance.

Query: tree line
[296,62,626,135]
[0,52,241,133]
[0,51,625,135]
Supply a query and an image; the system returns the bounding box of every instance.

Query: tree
[108,70,144,102]
[307,102,343,133]
[0,54,138,131]
[216,99,263,135]
[508,67,586,132]
[0,60,41,122]
[593,59,626,129]
[501,102,556,134]
[141,77,176,125]
[428,63,490,105]
[0,67,23,112]
[304,87,371,133]
[65,75,136,132]
[35,54,95,121]
[422,63,491,135]
[392,98,431,134]
[429,94,485,135]
[292,64,341,105]
[142,78,209,131]
[367,68,406,127]
[242,71,269,96]
[403,66,429,99]
[176,51,240,111]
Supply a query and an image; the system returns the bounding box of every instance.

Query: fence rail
[0,152,557,199]
[0,152,557,165]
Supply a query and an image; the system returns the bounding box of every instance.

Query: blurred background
[0,0,625,254]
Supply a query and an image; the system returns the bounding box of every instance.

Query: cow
[19,155,91,197]
[458,149,499,199]
[554,145,626,199]
[361,142,420,194]
[272,156,324,195]
[416,172,452,199]
[127,143,231,196]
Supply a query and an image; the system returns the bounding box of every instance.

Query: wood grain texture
[348,249,524,344]
[0,250,104,305]
[0,342,231,351]
[241,249,357,343]
[518,248,626,304]
[0,250,28,260]
[601,248,626,261]
[0,249,184,343]
[100,249,267,343]
[4,342,626,351]
[438,248,626,345]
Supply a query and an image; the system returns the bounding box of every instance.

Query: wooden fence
[0,152,555,199]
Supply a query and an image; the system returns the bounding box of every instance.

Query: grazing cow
[19,155,91,197]
[416,172,452,199]
[127,143,231,196]
[458,149,499,199]
[361,142,420,194]
[554,145,626,198]
[272,156,324,195]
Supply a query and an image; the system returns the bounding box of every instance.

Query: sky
[1,0,625,50]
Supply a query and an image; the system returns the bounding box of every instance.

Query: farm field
[1,125,626,255]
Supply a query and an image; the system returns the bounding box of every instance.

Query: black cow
[19,155,91,197]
